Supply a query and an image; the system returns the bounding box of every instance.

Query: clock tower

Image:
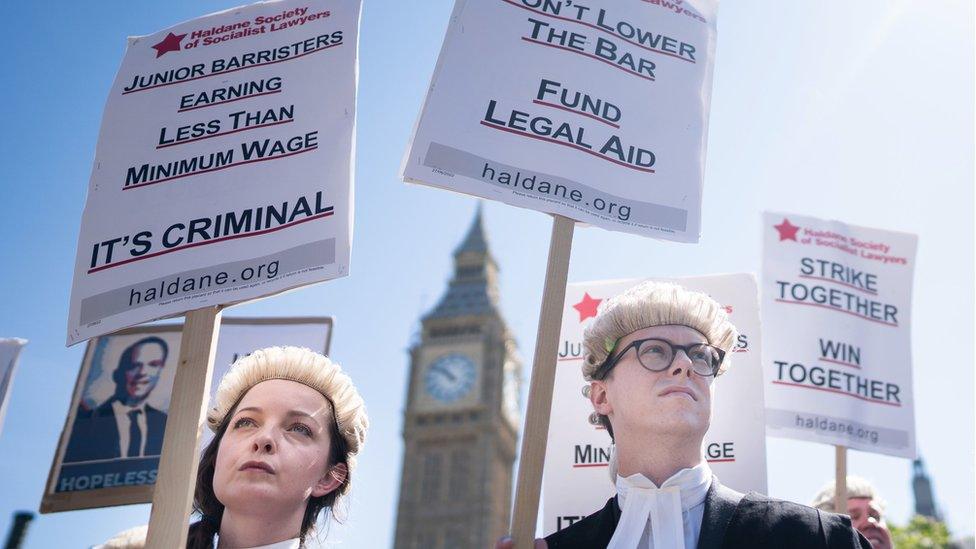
[393,206,522,549]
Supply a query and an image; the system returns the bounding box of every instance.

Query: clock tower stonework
[394,207,522,549]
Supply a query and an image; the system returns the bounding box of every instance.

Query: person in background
[812,476,893,549]
[500,281,871,549]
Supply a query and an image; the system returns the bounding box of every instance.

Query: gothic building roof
[454,204,489,256]
[424,280,497,320]
[425,204,499,321]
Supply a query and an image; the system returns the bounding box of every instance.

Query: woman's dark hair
[186,393,351,549]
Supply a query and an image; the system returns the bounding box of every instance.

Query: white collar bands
[214,536,301,549]
[608,462,712,549]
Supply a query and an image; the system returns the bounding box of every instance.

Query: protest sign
[403,0,719,242]
[0,338,28,437]
[403,2,720,541]
[66,0,361,347]
[762,212,918,460]
[543,274,766,535]
[64,3,360,542]
[41,317,332,513]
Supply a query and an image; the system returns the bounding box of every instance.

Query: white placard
[43,317,331,512]
[0,338,28,437]
[403,0,718,242]
[762,212,918,458]
[67,0,361,346]
[543,274,767,535]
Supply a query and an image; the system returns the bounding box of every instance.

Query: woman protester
[187,346,368,549]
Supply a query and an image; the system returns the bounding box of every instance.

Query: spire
[912,457,941,520]
[454,202,488,256]
[425,203,499,321]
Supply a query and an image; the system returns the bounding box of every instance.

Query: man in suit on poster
[64,337,170,463]
[501,282,871,549]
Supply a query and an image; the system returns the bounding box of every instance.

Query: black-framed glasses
[594,338,725,379]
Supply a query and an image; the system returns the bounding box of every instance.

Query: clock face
[424,353,477,403]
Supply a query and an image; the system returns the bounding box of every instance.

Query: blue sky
[0,1,972,547]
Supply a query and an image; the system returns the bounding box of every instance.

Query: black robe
[545,478,872,549]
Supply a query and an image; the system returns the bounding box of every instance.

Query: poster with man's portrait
[41,317,332,513]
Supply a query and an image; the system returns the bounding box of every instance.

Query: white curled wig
[207,346,368,476]
[581,281,739,380]
[96,525,147,549]
[811,476,887,513]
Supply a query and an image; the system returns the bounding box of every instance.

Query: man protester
[501,281,871,548]
[812,477,893,549]
[64,337,170,462]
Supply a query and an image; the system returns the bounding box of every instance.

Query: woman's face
[214,379,343,515]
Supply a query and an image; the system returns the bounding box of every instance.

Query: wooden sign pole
[511,215,575,549]
[145,306,223,549]
[834,445,848,514]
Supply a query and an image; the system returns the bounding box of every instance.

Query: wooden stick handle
[834,445,848,514]
[145,306,223,549]
[511,215,575,548]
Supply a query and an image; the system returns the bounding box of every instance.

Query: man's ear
[589,380,612,417]
[312,462,348,498]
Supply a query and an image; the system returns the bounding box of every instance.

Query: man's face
[122,342,166,401]
[847,497,892,549]
[592,325,714,441]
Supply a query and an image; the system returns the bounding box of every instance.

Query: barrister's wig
[581,281,739,380]
[97,525,147,549]
[207,346,368,474]
[811,476,887,513]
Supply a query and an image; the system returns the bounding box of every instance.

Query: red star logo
[572,293,602,322]
[151,32,186,58]
[773,218,800,241]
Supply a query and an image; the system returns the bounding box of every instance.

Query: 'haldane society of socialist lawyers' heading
[66,0,362,346]
[404,0,719,242]
[762,212,918,459]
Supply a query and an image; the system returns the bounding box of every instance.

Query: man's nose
[670,350,694,377]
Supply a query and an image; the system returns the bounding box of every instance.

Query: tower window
[413,530,435,549]
[421,453,443,503]
[449,449,470,499]
[457,265,484,278]
[428,325,481,337]
[445,525,466,548]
